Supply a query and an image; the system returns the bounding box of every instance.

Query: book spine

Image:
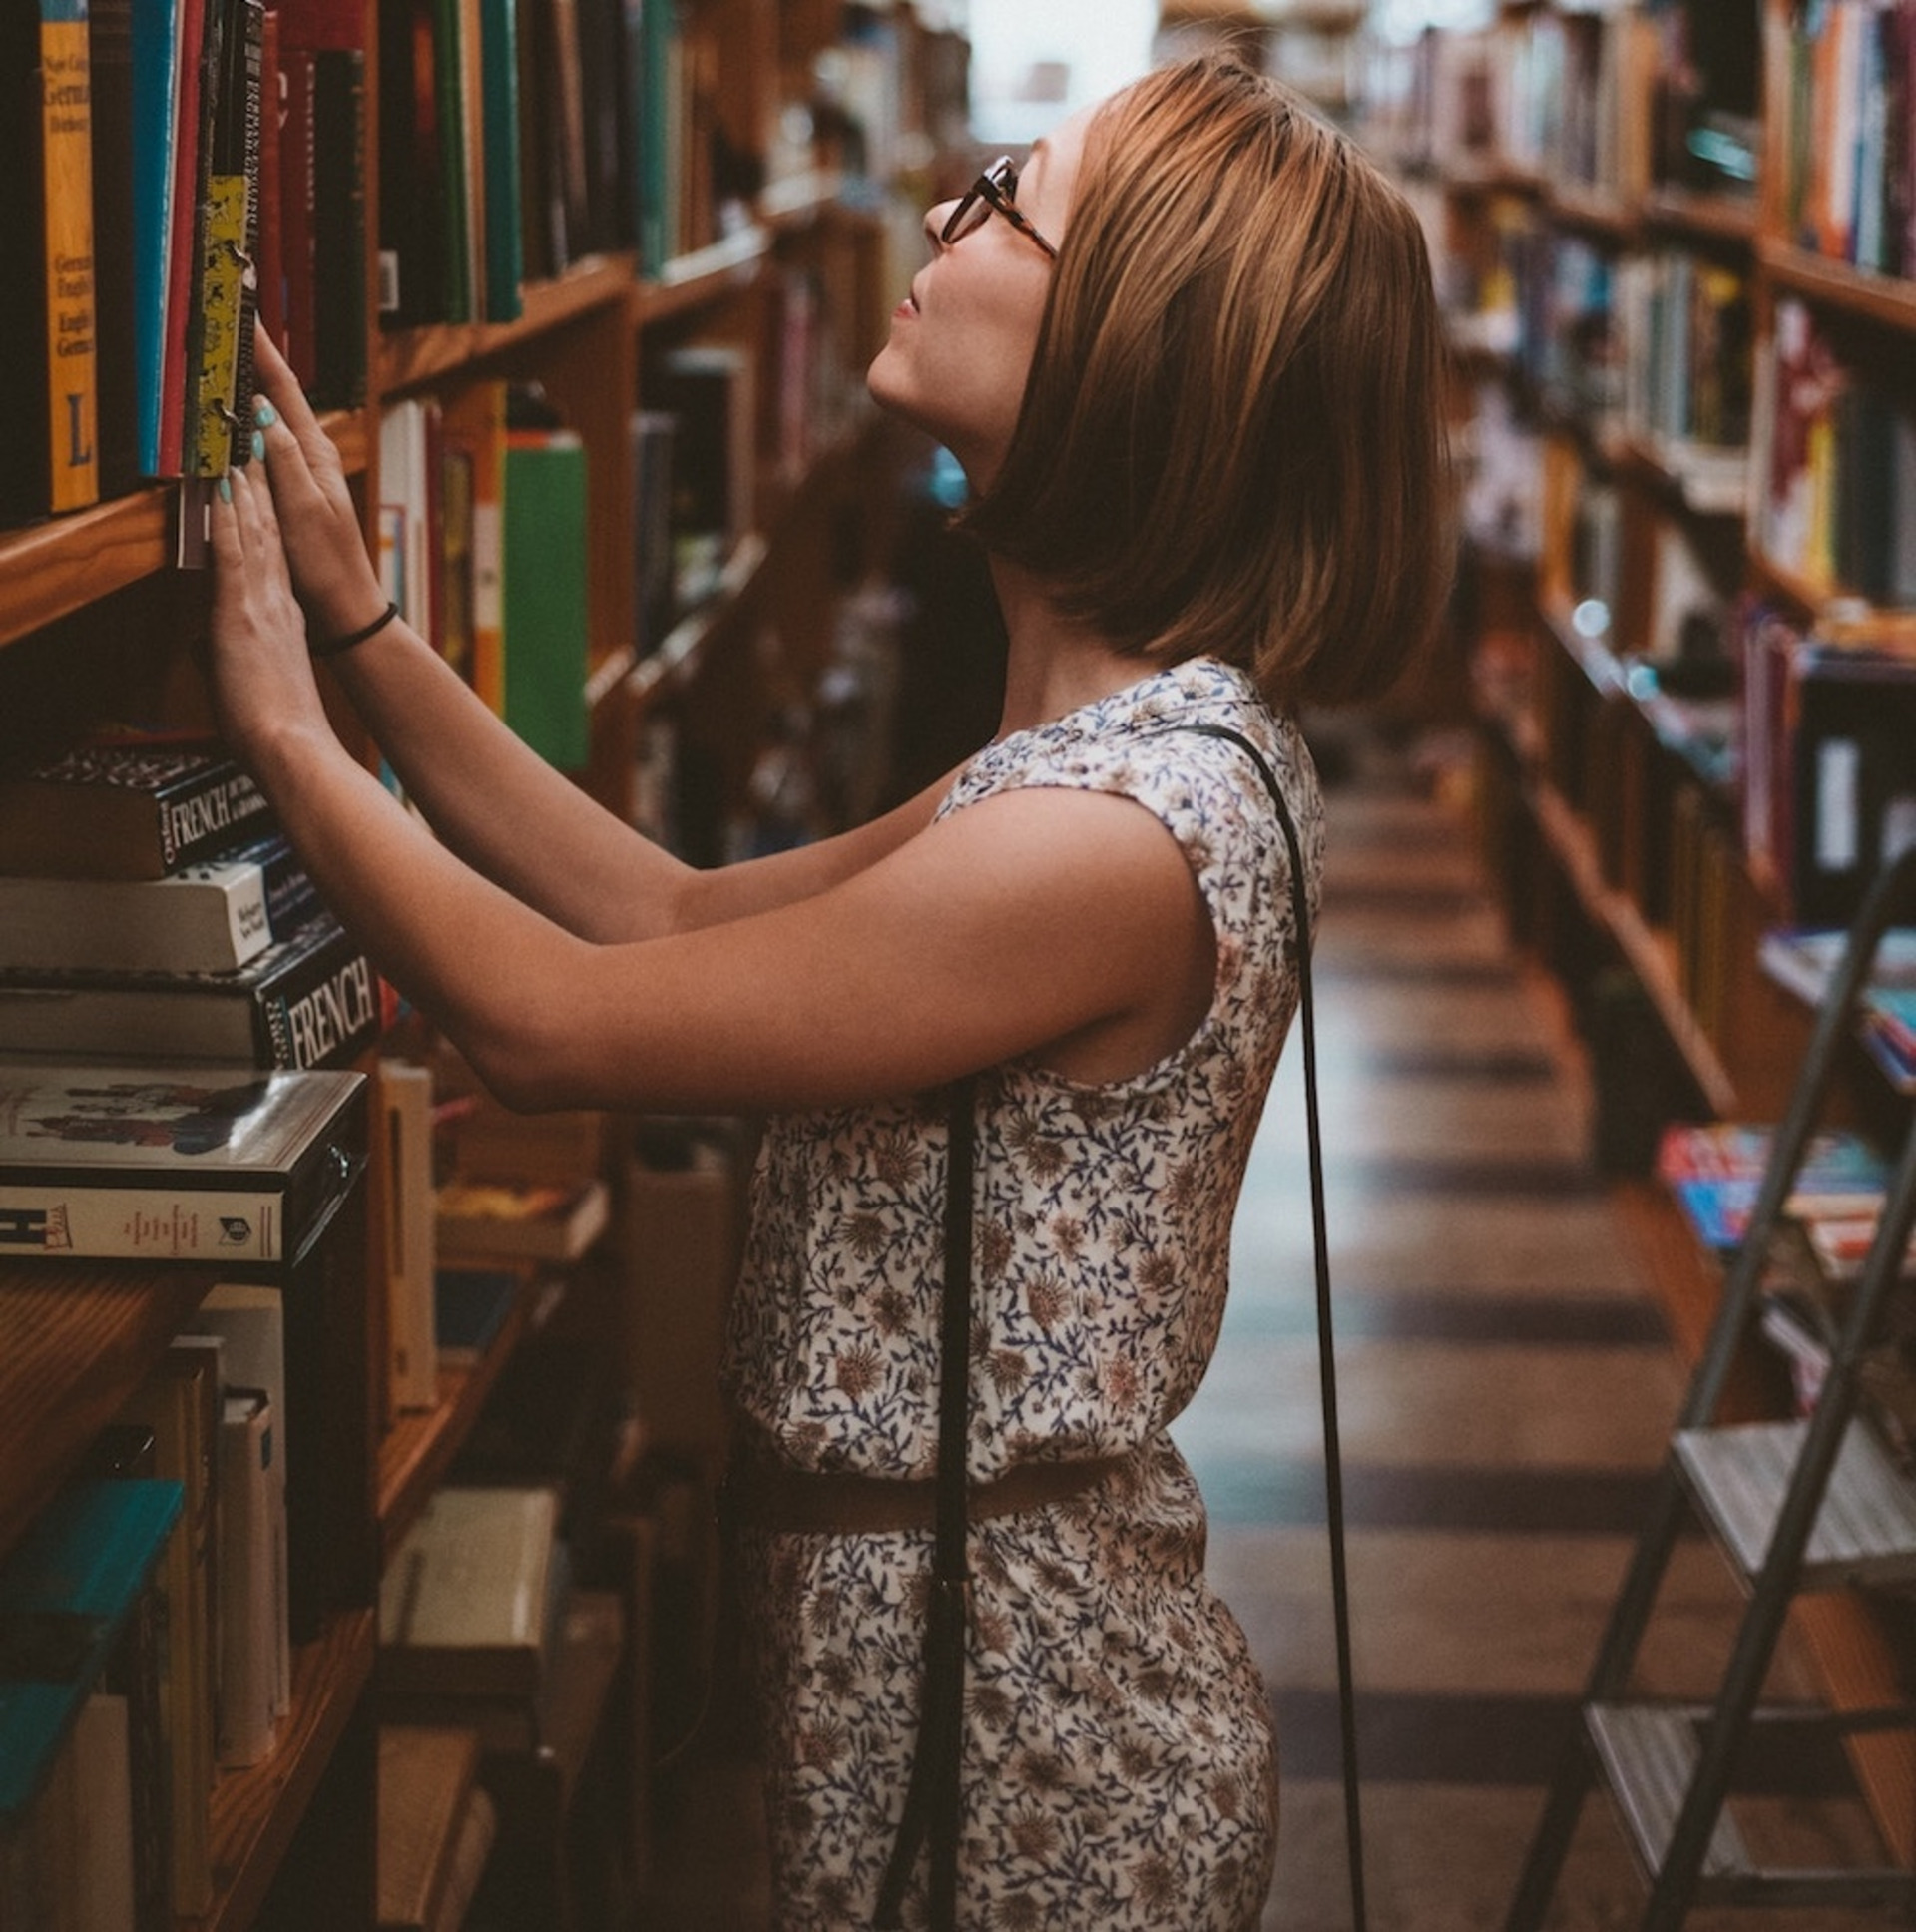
[89,0,138,499]
[156,762,271,871]
[156,0,206,475]
[310,42,364,406]
[176,0,226,477]
[0,1184,285,1261]
[40,0,102,514]
[256,920,382,1069]
[129,0,180,477]
[215,1393,276,1767]
[228,0,264,449]
[479,0,521,321]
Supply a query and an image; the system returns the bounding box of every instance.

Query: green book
[0,1479,182,1825]
[478,0,522,321]
[502,427,590,772]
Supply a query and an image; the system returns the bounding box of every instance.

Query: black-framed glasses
[940,157,1059,260]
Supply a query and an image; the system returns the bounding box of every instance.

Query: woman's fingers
[252,327,332,462]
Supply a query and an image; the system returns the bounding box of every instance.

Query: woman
[208,50,1450,1931]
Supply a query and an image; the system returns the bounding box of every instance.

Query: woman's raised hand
[248,328,389,644]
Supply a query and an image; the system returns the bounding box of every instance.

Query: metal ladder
[1504,843,1916,1930]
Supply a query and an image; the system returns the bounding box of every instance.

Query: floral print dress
[721,656,1324,1931]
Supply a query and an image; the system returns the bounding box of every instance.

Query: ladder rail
[1505,842,1916,1932]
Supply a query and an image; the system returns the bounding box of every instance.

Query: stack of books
[0,736,382,1071]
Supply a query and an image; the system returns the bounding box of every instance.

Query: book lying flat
[0,1062,365,1263]
[0,742,271,881]
[0,913,380,1070]
[378,1485,561,1701]
[1657,1121,1889,1251]
[434,1177,609,1263]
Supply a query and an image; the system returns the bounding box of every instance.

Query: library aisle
[1178,723,1891,1932]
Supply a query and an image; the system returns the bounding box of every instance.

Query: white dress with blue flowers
[721,656,1323,1931]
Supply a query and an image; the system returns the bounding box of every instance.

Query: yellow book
[39,0,99,512]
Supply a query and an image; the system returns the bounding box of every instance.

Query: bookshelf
[1371,0,1916,1877]
[0,0,970,1923]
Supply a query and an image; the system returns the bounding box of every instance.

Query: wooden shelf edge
[1529,781,1739,1117]
[1757,241,1916,332]
[376,258,638,396]
[1640,187,1759,246]
[376,1273,540,1563]
[0,1263,223,1561]
[190,1607,377,1932]
[0,411,368,652]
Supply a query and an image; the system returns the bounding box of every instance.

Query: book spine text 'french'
[0,1186,283,1260]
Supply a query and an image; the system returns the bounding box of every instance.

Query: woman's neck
[990,557,1155,738]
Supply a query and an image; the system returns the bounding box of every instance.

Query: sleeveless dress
[721,655,1324,1931]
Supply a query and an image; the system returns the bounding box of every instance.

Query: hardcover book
[0,0,102,523]
[0,741,270,882]
[0,1479,181,1830]
[0,1061,365,1264]
[377,1485,561,1700]
[215,1388,276,1765]
[0,911,381,1071]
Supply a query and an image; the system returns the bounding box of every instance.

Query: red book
[253,1,283,349]
[276,43,315,384]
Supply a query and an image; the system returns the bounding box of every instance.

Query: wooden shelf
[1529,779,1739,1117]
[375,257,638,396]
[1758,241,1916,333]
[1641,188,1759,247]
[633,228,774,329]
[0,1260,222,1562]
[376,1272,541,1564]
[186,1608,377,1932]
[1548,184,1637,242]
[0,411,368,653]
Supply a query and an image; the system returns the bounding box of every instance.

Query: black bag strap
[878,719,1364,1932]
[1181,721,1365,1931]
[875,1072,976,1930]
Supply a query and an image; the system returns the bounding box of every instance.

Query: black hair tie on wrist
[310,601,400,659]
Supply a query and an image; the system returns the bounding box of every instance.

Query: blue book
[130,0,182,478]
[0,1478,182,1825]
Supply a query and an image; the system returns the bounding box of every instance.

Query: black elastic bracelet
[310,601,400,659]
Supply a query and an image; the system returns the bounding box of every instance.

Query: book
[435,1176,609,1264]
[215,1388,276,1765]
[280,0,364,408]
[1657,1120,1891,1252]
[375,0,451,327]
[190,0,264,478]
[432,1265,519,1366]
[439,380,507,711]
[1,1691,141,1931]
[88,0,138,501]
[0,1061,365,1264]
[1756,925,1916,1008]
[0,740,271,883]
[477,0,521,322]
[112,1338,222,1915]
[0,911,382,1071]
[654,342,755,609]
[377,1485,561,1701]
[376,1724,481,1932]
[0,849,292,975]
[0,0,102,524]
[188,1285,290,1713]
[502,423,591,770]
[379,1060,439,1415]
[129,0,183,477]
[0,1480,181,1832]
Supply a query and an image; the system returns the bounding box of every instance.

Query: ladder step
[1586,1703,1753,1882]
[1674,1419,1916,1590]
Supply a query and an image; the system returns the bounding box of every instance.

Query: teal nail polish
[218,476,233,503]
[251,430,266,461]
[253,399,277,427]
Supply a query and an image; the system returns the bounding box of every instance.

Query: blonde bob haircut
[960,53,1454,710]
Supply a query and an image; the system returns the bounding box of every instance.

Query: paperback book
[0,911,381,1070]
[1656,1120,1890,1251]
[0,1062,365,1263]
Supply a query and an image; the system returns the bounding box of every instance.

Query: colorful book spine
[478,0,521,322]
[129,0,182,477]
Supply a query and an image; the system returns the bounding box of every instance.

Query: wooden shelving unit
[0,0,972,1920]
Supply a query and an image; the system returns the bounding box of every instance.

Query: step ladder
[1504,844,1916,1930]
